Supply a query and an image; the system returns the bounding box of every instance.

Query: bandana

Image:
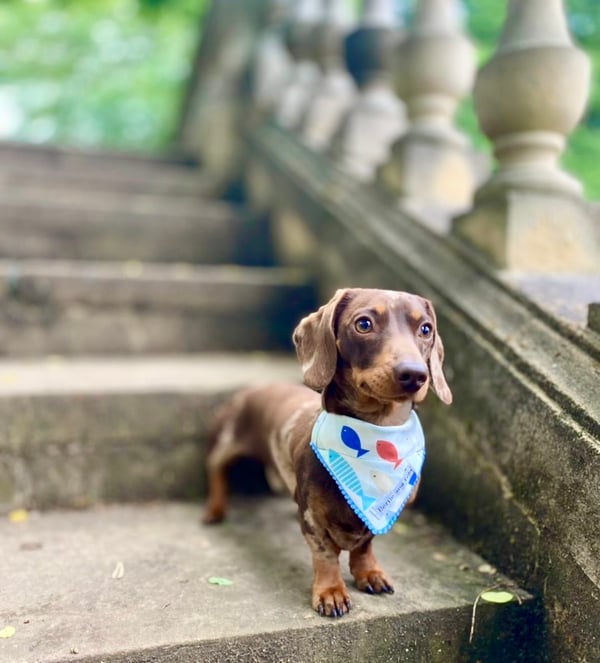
[310,409,425,535]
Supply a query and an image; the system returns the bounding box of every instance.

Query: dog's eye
[355,317,373,333]
[420,323,433,337]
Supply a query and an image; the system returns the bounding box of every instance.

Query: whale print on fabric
[376,439,403,470]
[328,449,376,510]
[341,425,370,458]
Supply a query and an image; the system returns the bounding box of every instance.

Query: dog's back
[204,383,320,521]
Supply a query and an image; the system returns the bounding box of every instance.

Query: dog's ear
[293,288,350,392]
[423,299,453,405]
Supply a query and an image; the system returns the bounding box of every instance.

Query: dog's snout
[394,362,428,393]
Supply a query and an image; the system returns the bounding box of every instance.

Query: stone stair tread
[0,260,315,356]
[0,187,230,216]
[0,498,533,663]
[0,139,197,171]
[0,168,213,198]
[0,259,307,307]
[0,352,300,397]
[0,353,301,510]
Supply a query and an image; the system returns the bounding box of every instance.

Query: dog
[203,288,452,617]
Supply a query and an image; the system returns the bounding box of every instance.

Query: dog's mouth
[358,377,425,403]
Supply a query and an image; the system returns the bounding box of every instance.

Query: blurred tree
[0,0,207,151]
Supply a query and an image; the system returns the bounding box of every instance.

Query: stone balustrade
[330,0,406,181]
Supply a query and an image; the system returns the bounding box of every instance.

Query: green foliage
[0,0,206,151]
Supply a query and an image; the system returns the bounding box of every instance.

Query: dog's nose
[394,362,428,393]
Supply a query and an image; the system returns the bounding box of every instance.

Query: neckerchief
[310,409,425,535]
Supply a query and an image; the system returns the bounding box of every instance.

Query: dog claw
[364,583,375,594]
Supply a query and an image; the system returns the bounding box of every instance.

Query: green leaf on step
[0,626,16,639]
[208,576,233,587]
[480,590,515,604]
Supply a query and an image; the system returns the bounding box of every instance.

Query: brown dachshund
[203,288,452,617]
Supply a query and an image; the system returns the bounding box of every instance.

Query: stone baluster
[299,0,357,151]
[248,0,293,123]
[330,0,406,181]
[276,0,323,130]
[453,0,599,273]
[378,0,478,230]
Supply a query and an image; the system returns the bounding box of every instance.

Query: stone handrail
[178,2,600,661]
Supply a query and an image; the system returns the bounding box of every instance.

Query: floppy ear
[293,288,350,392]
[424,299,453,405]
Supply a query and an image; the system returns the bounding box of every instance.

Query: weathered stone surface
[0,260,316,355]
[0,195,249,263]
[0,139,198,174]
[250,123,600,662]
[0,499,539,663]
[0,354,300,511]
[453,191,600,273]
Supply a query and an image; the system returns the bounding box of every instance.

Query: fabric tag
[310,409,425,535]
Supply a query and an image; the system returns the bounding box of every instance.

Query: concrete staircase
[0,143,541,662]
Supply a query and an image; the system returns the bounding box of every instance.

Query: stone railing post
[299,0,357,151]
[453,0,599,273]
[330,0,406,181]
[377,0,478,229]
[276,0,322,130]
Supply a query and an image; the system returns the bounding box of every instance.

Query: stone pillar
[299,0,357,151]
[276,0,322,130]
[453,0,599,273]
[330,0,406,181]
[377,0,479,230]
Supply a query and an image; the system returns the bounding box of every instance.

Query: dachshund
[203,288,452,617]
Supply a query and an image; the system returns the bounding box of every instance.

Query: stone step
[0,353,300,512]
[0,194,259,263]
[0,260,316,356]
[0,165,214,199]
[0,499,539,663]
[0,139,197,172]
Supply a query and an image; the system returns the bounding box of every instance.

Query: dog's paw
[313,584,353,618]
[202,505,225,525]
[354,569,394,595]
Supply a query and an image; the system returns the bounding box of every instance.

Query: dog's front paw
[313,583,353,618]
[353,569,394,595]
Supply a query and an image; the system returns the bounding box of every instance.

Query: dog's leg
[310,547,353,617]
[300,513,352,616]
[203,419,238,525]
[349,539,394,595]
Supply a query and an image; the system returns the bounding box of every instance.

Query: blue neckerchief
[310,409,425,535]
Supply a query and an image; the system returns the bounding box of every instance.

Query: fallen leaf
[124,261,144,277]
[477,563,496,575]
[208,576,233,586]
[480,590,515,604]
[111,562,125,579]
[8,509,28,524]
[0,626,16,639]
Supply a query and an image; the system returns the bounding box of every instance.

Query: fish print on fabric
[341,425,370,457]
[310,409,426,534]
[376,439,403,469]
[328,450,376,510]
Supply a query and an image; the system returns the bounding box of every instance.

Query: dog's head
[293,288,452,405]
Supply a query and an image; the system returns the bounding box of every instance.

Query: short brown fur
[203,288,452,617]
